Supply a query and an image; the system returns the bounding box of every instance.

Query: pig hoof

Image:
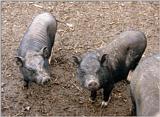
[101,96,111,107]
[22,85,28,90]
[23,81,29,89]
[101,101,109,107]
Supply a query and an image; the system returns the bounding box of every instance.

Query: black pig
[15,12,57,87]
[73,31,147,106]
[130,53,160,116]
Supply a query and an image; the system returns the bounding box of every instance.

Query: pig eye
[80,70,86,75]
[96,69,100,74]
[27,68,36,74]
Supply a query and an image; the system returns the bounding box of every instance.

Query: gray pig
[73,31,147,106]
[15,12,57,87]
[130,53,160,116]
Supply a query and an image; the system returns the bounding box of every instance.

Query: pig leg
[101,85,114,107]
[23,79,29,88]
[48,48,53,65]
[130,88,136,115]
[90,91,97,102]
[48,35,55,65]
[131,99,136,116]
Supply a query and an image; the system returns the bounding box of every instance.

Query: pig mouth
[36,76,50,85]
[87,87,100,91]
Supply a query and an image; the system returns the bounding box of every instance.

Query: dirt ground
[1,1,159,116]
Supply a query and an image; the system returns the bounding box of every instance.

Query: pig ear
[40,47,50,58]
[100,54,109,65]
[72,56,81,65]
[15,56,25,67]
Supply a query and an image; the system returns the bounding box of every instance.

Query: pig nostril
[42,78,50,85]
[88,82,98,88]
[88,83,92,87]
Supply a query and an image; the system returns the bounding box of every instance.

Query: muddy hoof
[101,101,109,107]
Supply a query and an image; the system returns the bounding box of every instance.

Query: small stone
[121,3,125,7]
[66,23,73,27]
[123,98,127,102]
[1,82,6,87]
[1,88,4,93]
[24,106,30,111]
[79,101,83,104]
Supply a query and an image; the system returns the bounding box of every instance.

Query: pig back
[18,13,57,57]
[99,31,147,68]
[130,53,160,116]
[97,31,147,82]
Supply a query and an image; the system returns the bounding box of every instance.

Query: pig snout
[85,76,100,91]
[88,81,99,90]
[36,72,50,85]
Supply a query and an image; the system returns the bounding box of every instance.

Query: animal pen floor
[1,1,159,116]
